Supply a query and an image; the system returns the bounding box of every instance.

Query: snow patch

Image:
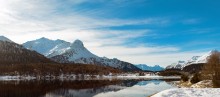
[152,88,220,97]
[191,80,213,88]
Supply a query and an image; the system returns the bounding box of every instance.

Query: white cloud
[0,0,165,42]
[0,0,207,67]
[182,18,200,25]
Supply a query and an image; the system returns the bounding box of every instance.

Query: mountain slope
[135,64,164,71]
[0,36,13,42]
[23,38,141,71]
[0,40,53,64]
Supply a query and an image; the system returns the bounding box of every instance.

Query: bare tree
[202,50,220,87]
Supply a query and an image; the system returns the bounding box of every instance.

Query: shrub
[181,74,189,82]
[190,73,200,84]
[213,79,220,87]
[139,72,145,76]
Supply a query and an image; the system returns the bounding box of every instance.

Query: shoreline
[150,80,216,97]
[151,88,220,97]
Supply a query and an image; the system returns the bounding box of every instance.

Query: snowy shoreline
[151,88,220,97]
[150,80,220,97]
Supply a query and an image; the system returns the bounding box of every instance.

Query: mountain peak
[209,50,218,54]
[0,36,13,42]
[71,39,84,48]
[38,37,50,41]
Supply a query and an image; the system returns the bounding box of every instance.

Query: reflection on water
[0,79,177,97]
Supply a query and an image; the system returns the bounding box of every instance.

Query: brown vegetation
[182,63,205,74]
[181,74,189,82]
[190,73,200,84]
[159,69,182,76]
[0,41,54,64]
[0,63,122,77]
[201,50,220,87]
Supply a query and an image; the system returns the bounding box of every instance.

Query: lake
[0,79,177,97]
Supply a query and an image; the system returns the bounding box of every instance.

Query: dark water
[0,79,177,97]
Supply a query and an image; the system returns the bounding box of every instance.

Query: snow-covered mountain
[23,38,141,71]
[165,50,217,70]
[135,64,164,71]
[165,61,186,70]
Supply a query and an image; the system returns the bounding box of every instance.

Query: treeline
[159,69,183,76]
[0,63,122,77]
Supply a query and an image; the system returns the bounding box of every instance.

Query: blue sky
[0,0,219,67]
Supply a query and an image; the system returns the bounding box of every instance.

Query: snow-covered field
[152,88,220,97]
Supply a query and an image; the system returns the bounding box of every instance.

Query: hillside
[0,41,53,64]
[182,63,205,74]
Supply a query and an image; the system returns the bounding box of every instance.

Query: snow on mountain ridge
[60,39,99,61]
[23,37,71,56]
[196,50,215,63]
[166,61,186,69]
[184,56,201,66]
[47,42,71,57]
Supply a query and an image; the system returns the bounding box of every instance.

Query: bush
[213,79,220,87]
[139,72,145,76]
[190,73,200,84]
[181,74,189,82]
